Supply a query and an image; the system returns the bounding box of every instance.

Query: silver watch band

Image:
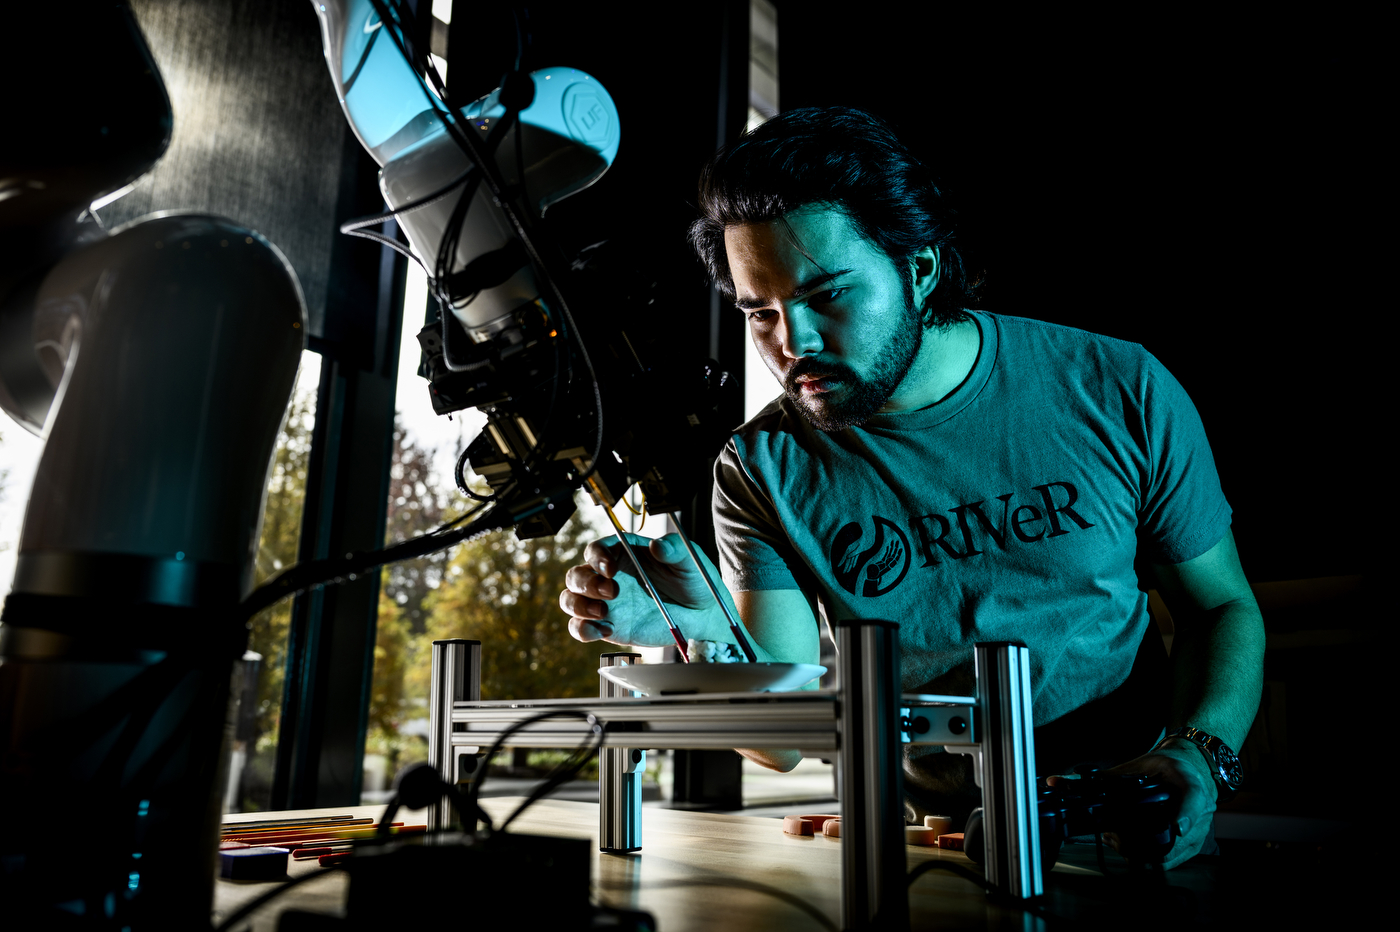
[1158,726,1241,797]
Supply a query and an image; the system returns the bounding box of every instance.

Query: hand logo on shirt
[830,516,912,597]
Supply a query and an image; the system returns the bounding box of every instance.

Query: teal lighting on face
[127,872,140,892]
[137,799,150,816]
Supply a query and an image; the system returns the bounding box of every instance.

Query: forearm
[665,599,793,663]
[1167,597,1265,752]
[737,748,803,772]
[731,589,821,770]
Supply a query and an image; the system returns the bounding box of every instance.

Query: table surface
[213,799,1248,931]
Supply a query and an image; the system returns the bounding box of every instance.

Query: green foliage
[364,578,426,776]
[412,499,606,703]
[232,383,315,810]
[247,386,317,754]
[382,420,455,633]
[239,392,603,801]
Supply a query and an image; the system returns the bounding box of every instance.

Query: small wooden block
[922,815,953,836]
[905,825,939,846]
[800,814,840,832]
[822,819,841,838]
[782,815,814,836]
[936,833,965,851]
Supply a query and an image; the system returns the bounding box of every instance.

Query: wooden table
[215,799,1356,930]
[216,799,1004,930]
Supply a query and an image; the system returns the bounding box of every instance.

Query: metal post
[428,639,480,831]
[974,642,1042,898]
[599,651,644,852]
[835,619,908,932]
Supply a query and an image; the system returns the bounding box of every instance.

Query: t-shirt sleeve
[1137,353,1233,565]
[712,438,805,591]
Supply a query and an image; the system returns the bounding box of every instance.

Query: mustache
[784,357,860,393]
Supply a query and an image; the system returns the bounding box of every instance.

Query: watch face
[1175,728,1242,791]
[1217,745,1243,789]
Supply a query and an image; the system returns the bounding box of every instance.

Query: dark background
[501,4,1383,584]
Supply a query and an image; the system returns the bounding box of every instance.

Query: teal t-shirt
[714,310,1231,726]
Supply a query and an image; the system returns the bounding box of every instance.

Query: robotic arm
[301,0,736,557]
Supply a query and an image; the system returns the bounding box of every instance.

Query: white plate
[598,662,827,696]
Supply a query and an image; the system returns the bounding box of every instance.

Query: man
[558,108,1263,868]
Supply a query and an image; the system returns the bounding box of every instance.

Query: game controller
[964,769,1177,872]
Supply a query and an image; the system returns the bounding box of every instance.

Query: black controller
[965,769,1178,872]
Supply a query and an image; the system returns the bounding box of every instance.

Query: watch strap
[1159,726,1242,799]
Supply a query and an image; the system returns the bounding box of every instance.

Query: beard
[783,281,924,432]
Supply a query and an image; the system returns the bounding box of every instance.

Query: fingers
[558,586,605,622]
[584,539,619,578]
[565,562,618,602]
[568,615,614,644]
[649,533,690,565]
[590,532,692,573]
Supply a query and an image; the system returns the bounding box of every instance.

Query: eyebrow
[733,269,854,311]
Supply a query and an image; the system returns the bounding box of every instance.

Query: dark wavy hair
[689,107,977,328]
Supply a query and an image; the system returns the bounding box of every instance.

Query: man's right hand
[559,533,729,648]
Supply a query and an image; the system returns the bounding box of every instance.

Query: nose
[778,303,822,360]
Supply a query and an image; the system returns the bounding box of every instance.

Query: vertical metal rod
[599,652,643,852]
[589,479,689,661]
[669,512,757,662]
[428,639,479,832]
[836,619,909,932]
[974,642,1042,898]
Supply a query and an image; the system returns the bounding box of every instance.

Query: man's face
[725,205,923,431]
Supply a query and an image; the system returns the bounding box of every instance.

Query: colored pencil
[220,814,357,833]
[221,818,375,838]
[292,845,353,860]
[220,824,424,847]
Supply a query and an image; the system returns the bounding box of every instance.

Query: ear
[909,246,939,310]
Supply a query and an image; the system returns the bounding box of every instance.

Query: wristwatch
[1159,727,1242,800]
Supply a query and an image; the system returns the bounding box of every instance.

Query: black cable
[429,500,490,535]
[238,495,513,622]
[513,104,529,218]
[339,13,381,95]
[498,731,600,833]
[431,171,481,315]
[367,0,607,485]
[510,2,527,72]
[212,864,347,932]
[906,858,995,892]
[342,224,427,274]
[455,446,496,501]
[403,81,566,488]
[348,3,568,512]
[340,167,470,236]
[464,710,604,833]
[906,859,1070,927]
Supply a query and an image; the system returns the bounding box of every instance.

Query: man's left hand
[1105,739,1217,870]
